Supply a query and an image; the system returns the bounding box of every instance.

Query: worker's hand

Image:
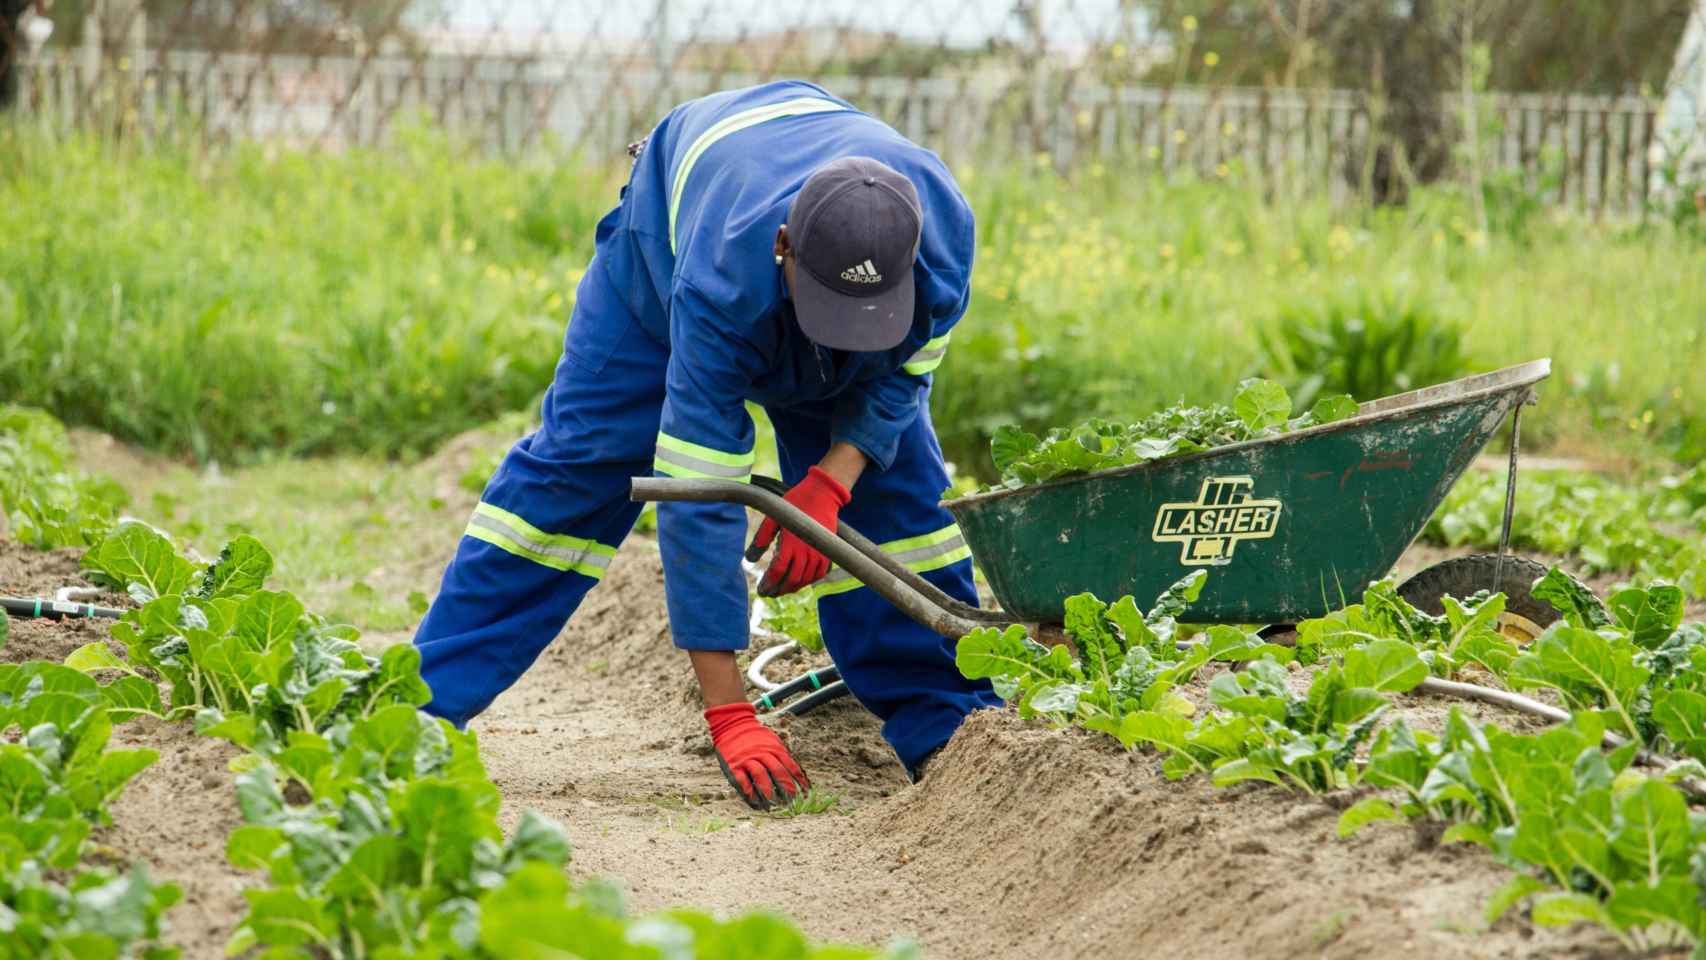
[746,465,850,596]
[704,702,808,809]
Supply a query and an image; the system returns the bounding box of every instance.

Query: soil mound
[870,708,1625,959]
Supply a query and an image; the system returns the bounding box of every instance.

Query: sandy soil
[0,496,1654,958]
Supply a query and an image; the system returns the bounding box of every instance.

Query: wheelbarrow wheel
[1397,554,1562,642]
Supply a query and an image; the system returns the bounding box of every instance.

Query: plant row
[0,404,128,549]
[70,523,910,959]
[0,407,178,957]
[957,570,1706,954]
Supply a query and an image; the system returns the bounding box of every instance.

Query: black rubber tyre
[1397,554,1564,635]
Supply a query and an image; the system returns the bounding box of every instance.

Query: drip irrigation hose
[754,666,844,714]
[775,680,849,717]
[1,597,126,621]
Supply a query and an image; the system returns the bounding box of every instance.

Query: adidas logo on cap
[840,259,883,283]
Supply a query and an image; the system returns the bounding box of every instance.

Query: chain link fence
[6,0,1706,214]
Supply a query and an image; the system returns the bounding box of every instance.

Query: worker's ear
[774,225,791,262]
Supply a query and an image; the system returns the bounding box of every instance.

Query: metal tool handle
[745,475,1005,625]
[631,477,1011,640]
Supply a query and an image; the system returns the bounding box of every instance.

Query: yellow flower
[1215,163,1230,179]
[1075,110,1093,128]
[1174,129,1188,145]
[1203,51,1220,67]
[1182,15,1199,32]
[1160,243,1176,260]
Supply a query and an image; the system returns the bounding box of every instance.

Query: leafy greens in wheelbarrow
[987,379,1359,489]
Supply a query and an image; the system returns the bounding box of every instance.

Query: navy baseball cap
[787,156,922,352]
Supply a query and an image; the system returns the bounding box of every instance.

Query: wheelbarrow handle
[630,476,1006,640]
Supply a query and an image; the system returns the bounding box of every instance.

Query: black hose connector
[1,597,126,621]
[754,666,843,714]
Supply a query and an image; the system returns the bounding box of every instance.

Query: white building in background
[1656,0,1706,204]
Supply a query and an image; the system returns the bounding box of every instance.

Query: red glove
[705,702,809,809]
[746,466,850,597]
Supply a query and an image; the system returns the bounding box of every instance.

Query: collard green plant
[73,526,430,741]
[957,572,1290,739]
[988,379,1357,489]
[0,863,182,960]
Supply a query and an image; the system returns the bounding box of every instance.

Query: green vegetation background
[4,123,1705,477]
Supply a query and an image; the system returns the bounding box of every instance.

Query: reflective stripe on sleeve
[653,432,755,483]
[813,523,971,598]
[463,502,616,579]
[668,96,848,253]
[902,333,950,376]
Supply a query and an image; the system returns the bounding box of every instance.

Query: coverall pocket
[561,262,638,377]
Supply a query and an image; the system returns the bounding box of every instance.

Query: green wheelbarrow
[631,358,1557,712]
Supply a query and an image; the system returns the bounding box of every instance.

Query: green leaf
[80,524,197,601]
[100,676,165,723]
[1336,796,1399,837]
[1341,639,1427,693]
[398,779,492,887]
[325,834,404,901]
[1531,568,1610,629]
[1607,584,1684,648]
[195,708,259,749]
[1485,874,1549,923]
[226,825,287,870]
[234,591,305,651]
[956,625,1053,684]
[1610,779,1691,879]
[1653,689,1706,761]
[1441,822,1493,848]
[65,642,133,675]
[1233,379,1292,433]
[989,425,1041,473]
[364,644,433,712]
[1308,394,1359,425]
[196,535,274,600]
[1530,892,1618,930]
[240,887,332,948]
[503,810,572,870]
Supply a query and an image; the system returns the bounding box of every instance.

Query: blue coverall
[413,80,1000,774]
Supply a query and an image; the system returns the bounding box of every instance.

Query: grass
[0,122,605,462]
[6,122,1705,481]
[767,788,843,819]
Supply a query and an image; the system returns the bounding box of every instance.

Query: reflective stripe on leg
[462,502,616,579]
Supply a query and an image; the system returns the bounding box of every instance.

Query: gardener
[413,80,1000,809]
